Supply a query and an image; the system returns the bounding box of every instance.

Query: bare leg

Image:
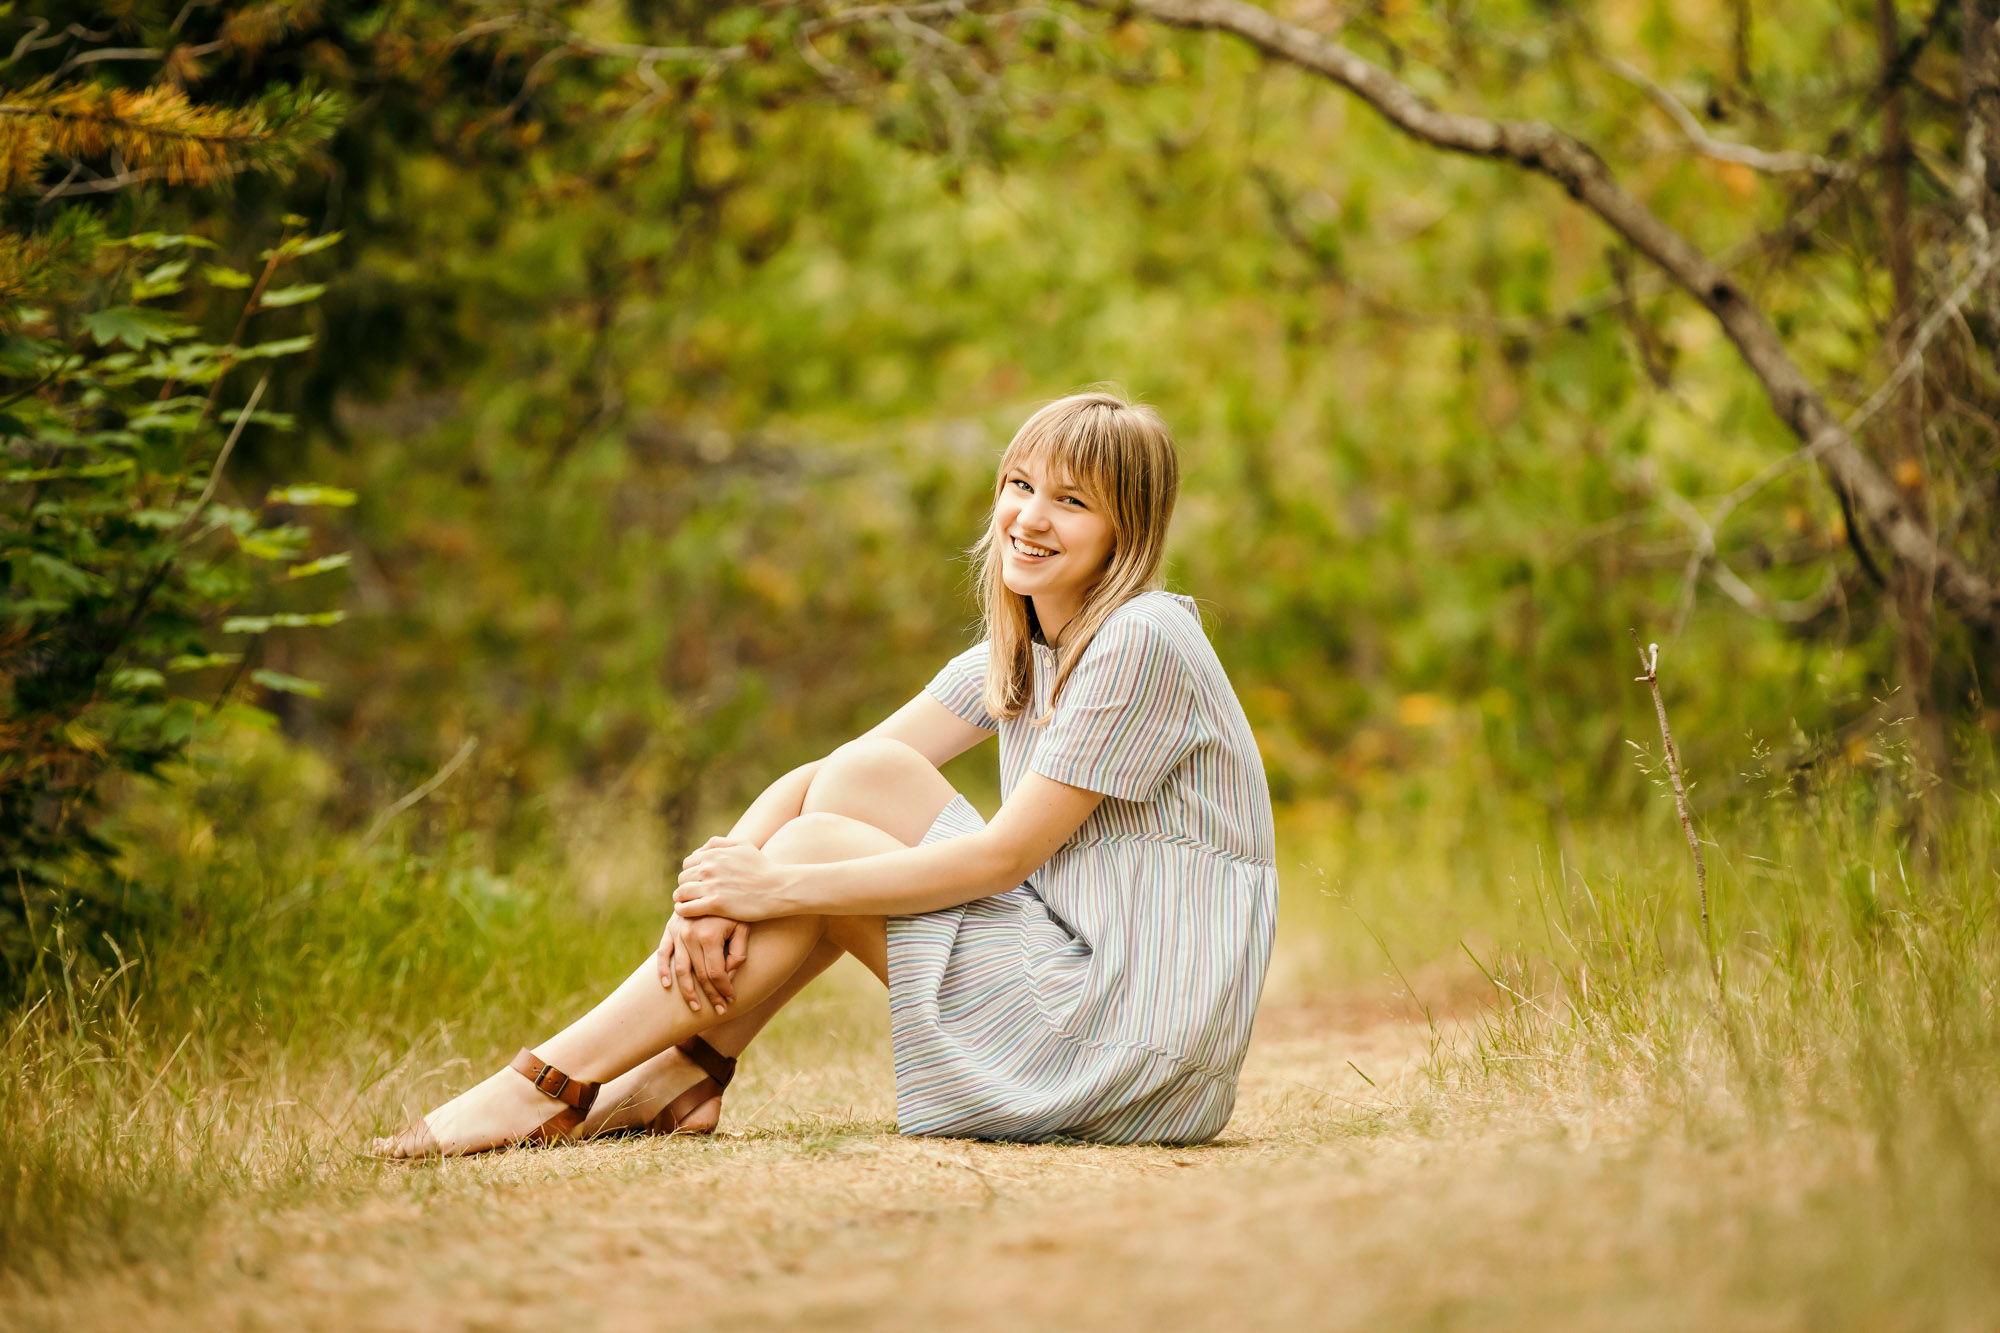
[580,739,957,1135]
[372,810,920,1157]
[579,937,841,1135]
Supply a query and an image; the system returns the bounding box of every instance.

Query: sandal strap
[676,1036,737,1091]
[508,1048,601,1116]
[657,1076,724,1134]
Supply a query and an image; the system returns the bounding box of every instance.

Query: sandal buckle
[533,1064,569,1100]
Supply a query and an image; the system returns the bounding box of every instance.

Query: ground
[0,958,1964,1332]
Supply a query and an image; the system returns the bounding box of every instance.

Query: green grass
[0,818,662,1284]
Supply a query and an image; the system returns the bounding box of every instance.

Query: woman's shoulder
[1072,592,1221,690]
[1096,590,1208,651]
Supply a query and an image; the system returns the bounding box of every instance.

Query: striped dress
[886,590,1278,1145]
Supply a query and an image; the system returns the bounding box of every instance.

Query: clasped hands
[656,835,794,1015]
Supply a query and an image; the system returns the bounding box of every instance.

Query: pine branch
[0,81,340,194]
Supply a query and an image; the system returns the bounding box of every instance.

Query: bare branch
[39,158,251,200]
[1604,55,1853,179]
[56,46,165,74]
[181,375,267,536]
[1706,236,2000,533]
[1082,0,2000,632]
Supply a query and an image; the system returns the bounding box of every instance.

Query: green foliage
[0,225,345,979]
[3,0,1996,973]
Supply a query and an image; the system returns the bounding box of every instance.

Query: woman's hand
[674,836,797,922]
[657,912,750,1014]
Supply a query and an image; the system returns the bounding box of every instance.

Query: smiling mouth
[1009,535,1059,561]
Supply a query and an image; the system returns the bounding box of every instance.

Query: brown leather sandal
[509,1048,602,1144]
[369,1048,601,1159]
[645,1036,736,1136]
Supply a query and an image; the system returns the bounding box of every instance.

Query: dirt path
[0,978,1899,1332]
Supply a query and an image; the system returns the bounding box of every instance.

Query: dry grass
[7,957,1995,1333]
[6,757,2000,1330]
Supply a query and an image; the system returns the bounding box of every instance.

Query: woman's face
[994,453,1116,610]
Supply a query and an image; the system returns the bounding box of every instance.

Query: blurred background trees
[4,0,1996,972]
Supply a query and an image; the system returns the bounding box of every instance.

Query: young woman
[371,391,1277,1156]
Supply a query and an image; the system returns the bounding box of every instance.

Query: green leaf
[0,333,51,377]
[234,335,315,360]
[166,652,242,672]
[2,459,135,483]
[261,229,343,261]
[110,667,166,693]
[131,260,190,300]
[125,401,210,433]
[283,552,351,580]
[222,611,346,633]
[251,668,323,698]
[217,701,278,732]
[82,307,193,350]
[238,526,310,560]
[254,283,327,310]
[24,551,103,592]
[265,484,357,507]
[289,230,344,258]
[116,233,219,252]
[201,264,255,290]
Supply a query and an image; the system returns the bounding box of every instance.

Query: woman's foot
[370,1058,593,1159]
[581,1045,724,1137]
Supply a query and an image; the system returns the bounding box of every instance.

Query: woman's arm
[673,770,1104,921]
[861,692,994,768]
[662,692,995,1006]
[660,759,822,1011]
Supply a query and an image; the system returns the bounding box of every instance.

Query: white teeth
[1011,536,1057,558]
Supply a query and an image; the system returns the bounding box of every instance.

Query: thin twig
[179,375,265,534]
[358,737,479,849]
[1630,631,1718,986]
[1604,55,1854,179]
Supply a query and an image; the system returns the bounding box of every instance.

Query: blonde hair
[973,390,1181,722]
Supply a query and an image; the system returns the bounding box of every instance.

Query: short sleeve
[925,640,999,732]
[1030,611,1203,802]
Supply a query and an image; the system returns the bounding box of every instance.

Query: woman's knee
[763,811,899,864]
[804,738,955,843]
[818,737,938,792]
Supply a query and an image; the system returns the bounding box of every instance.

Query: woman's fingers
[690,930,728,1011]
[656,936,676,991]
[671,941,702,1013]
[726,920,750,973]
[681,835,745,869]
[700,931,734,1006]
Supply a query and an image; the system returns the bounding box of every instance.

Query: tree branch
[1080,0,2000,632]
[38,157,251,200]
[1602,55,1854,179]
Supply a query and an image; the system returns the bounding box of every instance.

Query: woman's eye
[1009,478,1032,493]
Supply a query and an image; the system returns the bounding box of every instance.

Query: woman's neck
[1031,592,1081,648]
